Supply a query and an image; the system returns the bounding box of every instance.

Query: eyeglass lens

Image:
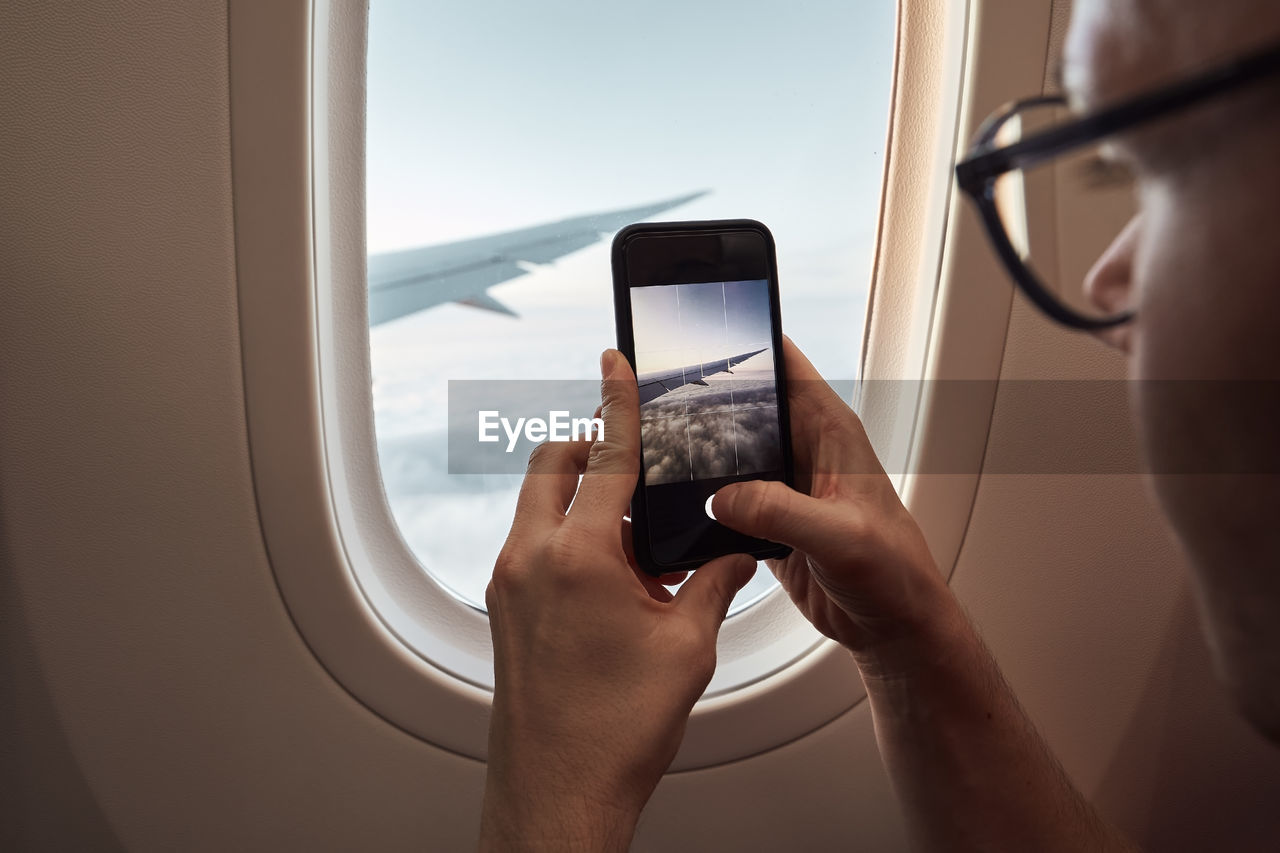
[990,102,1138,324]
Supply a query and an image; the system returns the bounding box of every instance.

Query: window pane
[368,0,894,612]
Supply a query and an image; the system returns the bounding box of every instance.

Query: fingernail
[601,349,617,378]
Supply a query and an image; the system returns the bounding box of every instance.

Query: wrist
[848,583,975,686]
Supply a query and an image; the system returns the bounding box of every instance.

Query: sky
[632,280,773,374]
[366,0,896,611]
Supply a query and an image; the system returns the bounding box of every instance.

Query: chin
[1190,570,1280,746]
[1137,398,1280,745]
[1220,655,1280,746]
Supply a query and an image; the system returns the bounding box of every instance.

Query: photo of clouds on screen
[632,279,782,486]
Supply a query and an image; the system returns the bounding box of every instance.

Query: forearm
[854,602,1137,853]
[478,782,639,853]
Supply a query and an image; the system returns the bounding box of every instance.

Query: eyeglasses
[955,40,1280,331]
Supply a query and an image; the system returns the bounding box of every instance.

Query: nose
[1083,214,1141,351]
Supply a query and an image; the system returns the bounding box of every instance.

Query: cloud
[731,407,782,475]
[640,403,782,485]
[641,417,692,484]
[688,412,737,480]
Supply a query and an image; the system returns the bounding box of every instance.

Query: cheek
[1127,148,1280,741]
[1130,198,1214,381]
[1130,181,1280,558]
[1130,182,1280,382]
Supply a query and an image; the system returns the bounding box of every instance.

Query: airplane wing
[636,348,768,405]
[367,191,708,326]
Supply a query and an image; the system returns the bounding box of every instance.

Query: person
[478,0,1280,849]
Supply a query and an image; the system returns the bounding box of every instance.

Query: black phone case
[611,219,795,575]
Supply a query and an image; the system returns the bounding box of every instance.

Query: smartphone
[612,219,794,575]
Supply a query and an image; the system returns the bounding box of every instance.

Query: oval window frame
[230,0,1049,768]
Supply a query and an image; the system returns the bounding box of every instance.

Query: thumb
[673,553,757,635]
[712,480,848,556]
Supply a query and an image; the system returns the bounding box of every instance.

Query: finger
[632,564,675,603]
[781,335,885,482]
[620,515,637,568]
[619,517,687,585]
[781,334,825,383]
[673,554,757,636]
[568,349,641,532]
[618,517,678,602]
[780,336,841,480]
[712,479,857,557]
[619,518,688,584]
[781,335,846,410]
[512,436,592,528]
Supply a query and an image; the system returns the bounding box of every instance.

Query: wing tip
[455,292,519,317]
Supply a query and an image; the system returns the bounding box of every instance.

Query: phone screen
[615,224,791,571]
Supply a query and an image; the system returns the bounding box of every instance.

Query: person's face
[1065,0,1280,740]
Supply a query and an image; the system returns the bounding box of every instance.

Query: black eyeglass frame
[955,40,1280,331]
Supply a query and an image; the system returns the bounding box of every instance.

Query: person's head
[1064,0,1280,740]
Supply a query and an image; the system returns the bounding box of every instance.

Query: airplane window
[367,0,895,613]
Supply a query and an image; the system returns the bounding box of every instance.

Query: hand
[480,349,756,851]
[712,337,961,666]
[714,340,1136,853]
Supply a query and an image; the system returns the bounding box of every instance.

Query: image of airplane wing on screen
[367,191,708,326]
[636,349,767,405]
